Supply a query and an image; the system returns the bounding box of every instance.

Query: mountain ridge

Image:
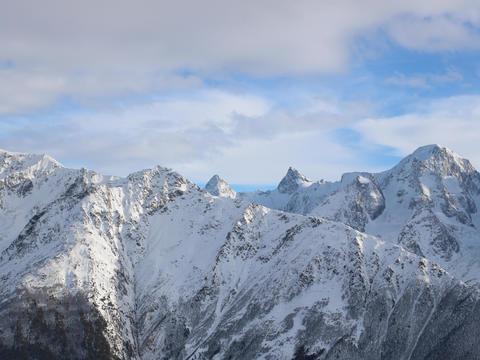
[1,145,480,359]
[218,144,480,284]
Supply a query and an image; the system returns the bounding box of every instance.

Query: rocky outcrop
[277,167,312,194]
[204,175,236,199]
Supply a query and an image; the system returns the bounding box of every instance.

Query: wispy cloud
[0,89,367,182]
[1,1,480,184]
[385,68,463,89]
[386,14,480,52]
[353,95,480,166]
[385,73,431,89]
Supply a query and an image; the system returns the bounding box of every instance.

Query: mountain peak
[405,144,473,172]
[381,144,477,185]
[411,144,449,161]
[0,150,63,179]
[204,174,236,198]
[277,167,312,194]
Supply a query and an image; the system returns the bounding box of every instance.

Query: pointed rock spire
[277,167,312,194]
[204,175,236,199]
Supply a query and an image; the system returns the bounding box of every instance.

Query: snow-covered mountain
[1,147,480,359]
[233,145,480,283]
[204,175,236,199]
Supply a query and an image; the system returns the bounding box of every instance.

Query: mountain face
[1,146,480,359]
[237,145,480,283]
[277,167,313,194]
[204,175,236,199]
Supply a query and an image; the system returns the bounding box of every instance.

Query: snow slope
[235,145,480,284]
[1,147,480,359]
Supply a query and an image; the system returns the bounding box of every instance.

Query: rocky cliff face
[1,147,480,359]
[237,145,480,284]
[204,175,236,199]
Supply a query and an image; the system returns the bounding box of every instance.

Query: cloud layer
[1,1,480,184]
[355,95,480,165]
[0,90,360,182]
[5,90,480,184]
[2,1,480,113]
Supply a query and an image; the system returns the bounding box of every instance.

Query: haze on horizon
[1,1,480,185]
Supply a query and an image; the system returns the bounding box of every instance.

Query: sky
[1,1,480,187]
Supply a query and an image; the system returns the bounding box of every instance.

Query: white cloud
[1,1,480,113]
[4,88,480,184]
[1,1,480,183]
[0,89,364,182]
[178,132,358,184]
[354,95,480,167]
[386,14,480,52]
[385,73,431,89]
[0,69,66,115]
[0,67,204,115]
[385,68,463,89]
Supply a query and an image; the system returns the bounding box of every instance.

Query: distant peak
[277,167,312,194]
[205,174,222,187]
[0,149,62,164]
[407,144,468,165]
[0,149,63,179]
[208,174,221,183]
[39,153,63,168]
[205,174,236,199]
[411,144,447,160]
[390,144,474,177]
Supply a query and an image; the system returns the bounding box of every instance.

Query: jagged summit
[0,148,60,162]
[390,144,474,178]
[400,143,465,164]
[1,149,62,166]
[0,149,63,179]
[410,144,446,160]
[409,144,464,165]
[240,144,480,283]
[277,166,312,194]
[204,174,236,199]
[1,146,480,359]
